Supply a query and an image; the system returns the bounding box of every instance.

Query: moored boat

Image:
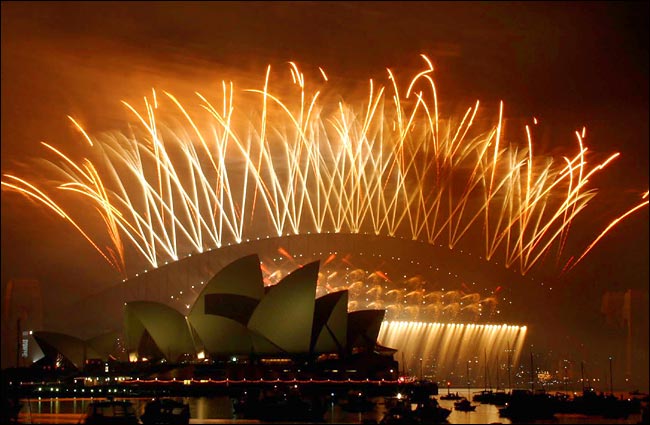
[140,398,190,425]
[380,397,451,424]
[454,397,477,411]
[341,390,376,412]
[498,389,556,421]
[440,391,463,401]
[472,389,494,403]
[557,389,640,418]
[83,399,139,425]
[232,387,326,422]
[413,398,452,423]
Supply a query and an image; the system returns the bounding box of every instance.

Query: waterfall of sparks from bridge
[378,321,527,383]
[2,55,647,279]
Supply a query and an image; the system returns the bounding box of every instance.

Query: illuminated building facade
[33,255,394,377]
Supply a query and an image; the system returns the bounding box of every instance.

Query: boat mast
[507,340,512,391]
[530,349,535,391]
[484,348,488,391]
[496,353,500,391]
[467,361,471,397]
[609,356,614,395]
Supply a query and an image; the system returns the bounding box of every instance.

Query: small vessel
[472,350,511,405]
[140,398,190,425]
[383,392,410,410]
[473,389,510,405]
[380,394,413,424]
[380,397,451,424]
[413,398,452,423]
[454,397,477,412]
[472,350,494,404]
[233,387,326,422]
[490,390,510,405]
[83,399,139,425]
[440,384,463,401]
[490,354,510,405]
[498,389,556,421]
[472,389,494,403]
[341,390,376,412]
[440,391,463,400]
[558,389,639,418]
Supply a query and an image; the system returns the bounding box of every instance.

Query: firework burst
[2,55,647,279]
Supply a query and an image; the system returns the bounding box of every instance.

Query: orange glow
[1,56,645,279]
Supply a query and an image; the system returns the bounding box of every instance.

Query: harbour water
[17,389,644,424]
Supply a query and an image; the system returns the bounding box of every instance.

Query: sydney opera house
[32,253,397,378]
[28,234,528,382]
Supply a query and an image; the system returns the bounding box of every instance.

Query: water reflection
[27,397,92,414]
[19,393,643,424]
[439,398,511,424]
[189,396,234,420]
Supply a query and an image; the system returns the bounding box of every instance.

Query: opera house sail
[32,255,394,377]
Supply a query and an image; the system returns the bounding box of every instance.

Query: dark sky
[2,1,648,380]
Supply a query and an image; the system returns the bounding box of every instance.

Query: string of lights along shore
[2,55,648,282]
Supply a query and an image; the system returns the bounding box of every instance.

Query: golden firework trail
[566,191,649,272]
[2,55,646,278]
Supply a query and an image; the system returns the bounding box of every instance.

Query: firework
[378,321,527,381]
[260,246,499,322]
[2,55,646,279]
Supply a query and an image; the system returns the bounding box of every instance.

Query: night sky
[2,2,648,385]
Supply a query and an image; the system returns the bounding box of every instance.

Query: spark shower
[2,55,647,280]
